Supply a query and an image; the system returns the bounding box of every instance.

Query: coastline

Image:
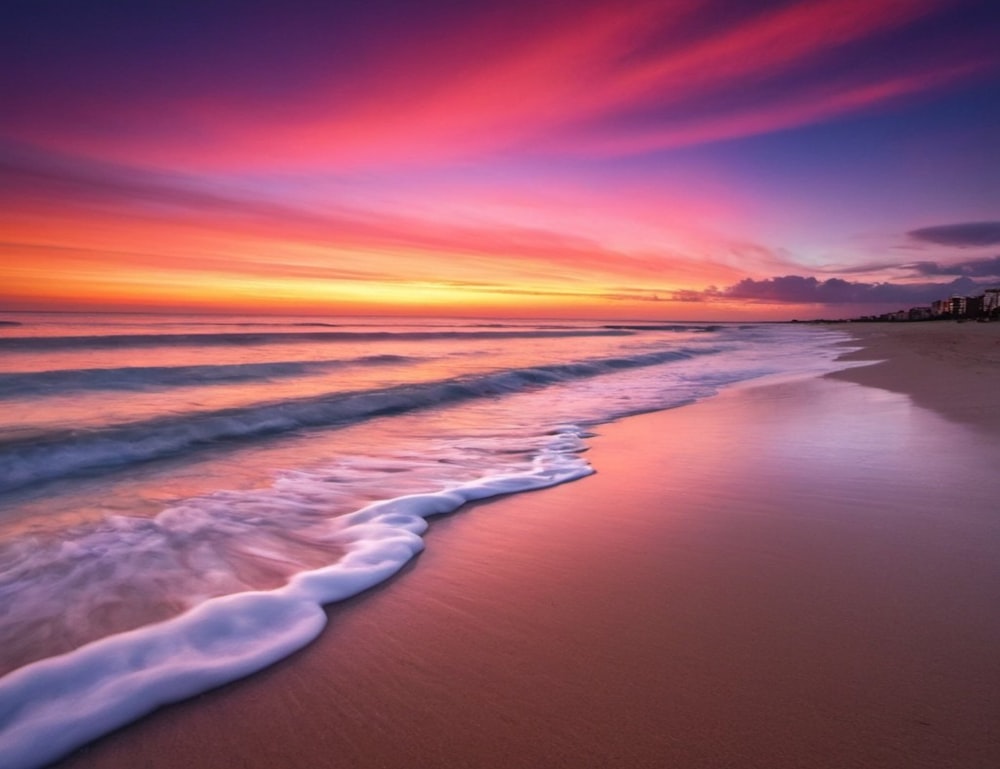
[51,323,1000,769]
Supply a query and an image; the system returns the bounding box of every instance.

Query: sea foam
[0,429,592,769]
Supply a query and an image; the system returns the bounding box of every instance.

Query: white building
[984,288,1000,314]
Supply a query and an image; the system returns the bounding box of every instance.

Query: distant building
[984,288,1000,316]
[965,295,985,318]
[931,299,951,317]
[849,286,999,323]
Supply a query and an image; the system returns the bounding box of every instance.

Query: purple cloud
[699,275,991,305]
[905,256,1000,278]
[908,222,1000,247]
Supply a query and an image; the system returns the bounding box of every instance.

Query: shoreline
[47,323,1000,768]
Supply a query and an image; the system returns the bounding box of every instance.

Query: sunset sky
[2,0,998,319]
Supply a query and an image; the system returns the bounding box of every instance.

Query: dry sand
[55,323,1000,769]
[828,320,1000,433]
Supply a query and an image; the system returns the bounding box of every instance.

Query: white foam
[0,431,593,769]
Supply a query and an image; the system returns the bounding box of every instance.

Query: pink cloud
[5,0,987,171]
[562,60,985,156]
[2,147,766,291]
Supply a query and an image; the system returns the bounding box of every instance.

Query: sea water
[0,313,852,767]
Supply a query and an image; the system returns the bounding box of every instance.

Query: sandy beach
[54,322,1000,769]
[828,321,1000,433]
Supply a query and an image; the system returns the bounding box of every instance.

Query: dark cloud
[837,254,1000,279]
[703,275,990,305]
[908,221,1000,247]
[905,256,1000,278]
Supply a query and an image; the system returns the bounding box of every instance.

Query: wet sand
[56,324,1000,769]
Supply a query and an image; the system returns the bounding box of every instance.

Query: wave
[0,328,633,352]
[0,347,716,495]
[0,355,419,399]
[0,429,592,769]
[601,323,721,332]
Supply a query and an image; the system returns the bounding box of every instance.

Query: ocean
[0,313,852,767]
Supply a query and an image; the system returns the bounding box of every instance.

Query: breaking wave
[0,429,592,769]
[0,355,419,399]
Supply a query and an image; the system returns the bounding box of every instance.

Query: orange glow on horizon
[1,163,767,319]
[2,0,995,321]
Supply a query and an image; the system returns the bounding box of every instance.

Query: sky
[1,0,999,320]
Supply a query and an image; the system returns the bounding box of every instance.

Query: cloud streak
[1,0,992,170]
[1,145,744,299]
[908,222,1000,247]
[905,257,1000,278]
